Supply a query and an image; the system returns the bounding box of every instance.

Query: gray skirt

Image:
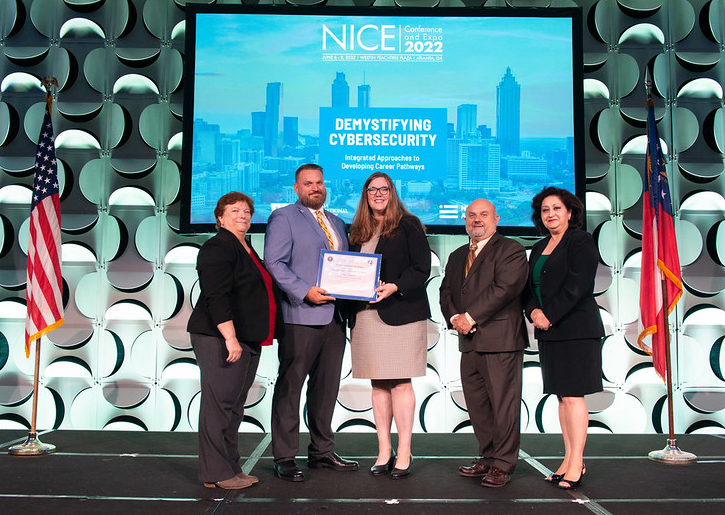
[350,308,427,379]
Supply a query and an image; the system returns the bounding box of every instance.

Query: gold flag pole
[9,77,58,456]
[643,68,695,465]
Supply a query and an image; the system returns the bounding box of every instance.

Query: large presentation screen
[181,6,584,234]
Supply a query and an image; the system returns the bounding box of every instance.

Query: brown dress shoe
[481,467,511,488]
[205,475,255,489]
[236,472,259,484]
[459,457,490,477]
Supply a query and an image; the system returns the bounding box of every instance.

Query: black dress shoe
[389,456,413,479]
[308,452,359,471]
[370,452,396,475]
[274,460,305,482]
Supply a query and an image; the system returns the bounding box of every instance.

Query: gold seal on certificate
[316,249,382,301]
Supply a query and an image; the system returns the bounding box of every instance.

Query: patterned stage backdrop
[0,0,723,434]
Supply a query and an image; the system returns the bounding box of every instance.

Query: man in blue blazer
[264,164,358,481]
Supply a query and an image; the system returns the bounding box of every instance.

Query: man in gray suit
[264,164,358,482]
[439,199,528,488]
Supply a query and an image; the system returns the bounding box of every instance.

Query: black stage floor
[0,430,723,515]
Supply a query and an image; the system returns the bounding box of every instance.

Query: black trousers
[271,319,346,462]
[191,333,261,482]
[460,350,523,473]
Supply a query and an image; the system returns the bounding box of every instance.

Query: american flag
[637,99,682,378]
[25,101,64,357]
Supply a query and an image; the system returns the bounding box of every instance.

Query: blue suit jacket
[264,200,348,325]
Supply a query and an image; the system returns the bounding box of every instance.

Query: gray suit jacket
[264,200,348,326]
[439,231,528,353]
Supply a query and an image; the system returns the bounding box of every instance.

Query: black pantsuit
[187,227,281,483]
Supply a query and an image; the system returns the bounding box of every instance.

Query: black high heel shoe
[547,462,585,483]
[390,456,413,479]
[544,472,564,483]
[558,467,584,490]
[370,452,396,475]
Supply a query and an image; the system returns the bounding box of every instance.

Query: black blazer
[187,228,283,345]
[524,229,605,341]
[349,215,431,327]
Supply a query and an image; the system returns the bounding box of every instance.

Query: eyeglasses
[366,186,390,195]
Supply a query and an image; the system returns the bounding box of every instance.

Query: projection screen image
[182,8,582,233]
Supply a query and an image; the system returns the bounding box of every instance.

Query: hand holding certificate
[316,250,382,302]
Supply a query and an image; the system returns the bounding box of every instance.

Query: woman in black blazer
[524,187,604,490]
[348,172,431,479]
[187,192,282,490]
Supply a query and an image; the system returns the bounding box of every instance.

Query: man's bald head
[465,199,500,243]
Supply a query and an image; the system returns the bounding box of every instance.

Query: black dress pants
[271,319,346,462]
[191,333,261,482]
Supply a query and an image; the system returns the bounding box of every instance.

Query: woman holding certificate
[348,172,431,479]
[187,192,282,489]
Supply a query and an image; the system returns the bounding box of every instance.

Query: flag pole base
[8,432,56,456]
[648,439,697,465]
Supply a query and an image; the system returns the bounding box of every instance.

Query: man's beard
[300,191,326,210]
[469,226,487,239]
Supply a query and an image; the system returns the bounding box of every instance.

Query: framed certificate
[316,249,382,302]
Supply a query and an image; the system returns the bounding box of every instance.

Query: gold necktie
[464,243,477,277]
[315,210,335,250]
